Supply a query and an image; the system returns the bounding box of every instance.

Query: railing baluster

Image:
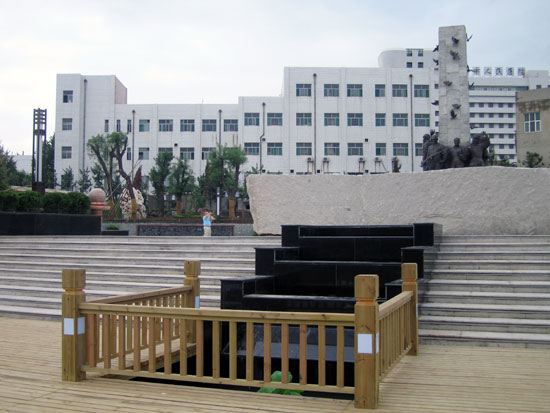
[141,301,147,346]
[318,324,326,386]
[118,315,126,369]
[86,314,97,367]
[246,322,254,381]
[336,325,344,388]
[179,316,187,376]
[164,317,172,374]
[102,314,111,369]
[263,323,271,383]
[281,323,289,384]
[212,321,220,379]
[196,320,204,377]
[133,316,140,371]
[299,324,307,385]
[148,316,156,373]
[229,321,237,380]
[111,315,117,359]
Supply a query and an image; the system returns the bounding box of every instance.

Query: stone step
[419,329,550,349]
[438,235,550,243]
[0,260,256,276]
[421,290,550,305]
[431,259,550,270]
[419,302,550,319]
[424,279,550,293]
[0,253,255,268]
[427,268,550,281]
[419,315,550,334]
[437,243,550,252]
[433,251,550,260]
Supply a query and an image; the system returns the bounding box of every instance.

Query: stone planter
[0,212,101,235]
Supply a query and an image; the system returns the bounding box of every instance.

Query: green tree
[522,152,544,168]
[168,158,194,215]
[87,134,115,199]
[60,166,75,191]
[90,163,105,189]
[76,168,92,193]
[149,151,173,217]
[0,143,10,190]
[42,134,56,188]
[108,132,134,200]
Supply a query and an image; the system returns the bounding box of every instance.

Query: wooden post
[184,260,200,343]
[62,269,86,381]
[354,274,379,409]
[402,263,419,356]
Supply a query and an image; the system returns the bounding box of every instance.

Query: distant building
[12,154,32,174]
[55,49,550,188]
[516,87,550,165]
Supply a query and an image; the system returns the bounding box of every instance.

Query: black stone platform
[137,223,234,236]
[0,212,101,235]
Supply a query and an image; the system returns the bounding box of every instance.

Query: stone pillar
[437,25,471,147]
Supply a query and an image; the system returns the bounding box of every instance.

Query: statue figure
[468,132,490,167]
[448,137,468,168]
[421,133,432,171]
[424,134,446,170]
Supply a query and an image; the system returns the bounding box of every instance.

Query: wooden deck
[1,317,549,412]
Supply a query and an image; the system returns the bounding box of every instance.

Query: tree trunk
[228,198,236,221]
[158,191,165,217]
[176,199,182,215]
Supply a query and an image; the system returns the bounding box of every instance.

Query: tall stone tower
[437,25,471,147]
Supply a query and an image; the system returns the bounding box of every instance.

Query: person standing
[203,210,212,237]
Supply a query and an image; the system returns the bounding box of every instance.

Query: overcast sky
[1,0,549,156]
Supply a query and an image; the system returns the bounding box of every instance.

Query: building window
[61,146,72,159]
[347,84,363,97]
[418,50,424,57]
[414,114,430,127]
[489,113,494,118]
[202,119,216,132]
[116,119,121,132]
[324,113,339,126]
[479,114,485,118]
[406,49,412,56]
[488,103,494,108]
[375,113,386,127]
[375,143,386,156]
[224,119,238,132]
[104,120,109,133]
[508,113,514,118]
[267,113,282,126]
[498,103,504,108]
[296,83,311,97]
[296,113,312,126]
[139,119,150,132]
[127,119,132,133]
[126,148,132,161]
[434,83,439,90]
[138,147,150,160]
[479,103,485,108]
[159,119,173,132]
[415,143,423,156]
[524,112,541,132]
[158,147,173,156]
[244,113,259,126]
[418,62,424,68]
[347,113,363,126]
[509,144,515,149]
[62,90,73,103]
[348,143,363,156]
[406,62,413,68]
[392,84,408,97]
[393,113,408,127]
[375,84,385,97]
[202,147,214,160]
[180,119,195,132]
[508,103,514,108]
[324,84,339,97]
[414,85,430,98]
[267,142,283,156]
[296,142,312,156]
[62,118,72,131]
[180,147,194,160]
[393,143,409,156]
[244,142,260,155]
[324,143,340,156]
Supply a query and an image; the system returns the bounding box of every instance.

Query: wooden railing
[61,261,418,409]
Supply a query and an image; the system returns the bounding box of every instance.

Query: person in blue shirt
[203,210,213,237]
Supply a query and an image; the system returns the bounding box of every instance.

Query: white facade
[55,50,550,186]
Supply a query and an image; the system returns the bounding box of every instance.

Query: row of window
[469,102,515,108]
[470,113,515,118]
[470,123,515,129]
[296,83,430,98]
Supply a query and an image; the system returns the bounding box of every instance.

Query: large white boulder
[247,167,550,235]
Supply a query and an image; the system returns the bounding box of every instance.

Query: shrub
[60,192,91,215]
[16,190,42,212]
[0,190,18,211]
[106,224,119,230]
[42,192,65,213]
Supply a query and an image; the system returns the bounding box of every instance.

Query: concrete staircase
[420,235,550,348]
[0,235,280,320]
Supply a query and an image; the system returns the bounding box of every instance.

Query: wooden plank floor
[0,317,549,412]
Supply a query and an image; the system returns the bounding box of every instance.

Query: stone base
[247,167,550,235]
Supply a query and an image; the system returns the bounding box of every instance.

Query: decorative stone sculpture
[88,188,109,220]
[448,138,468,168]
[424,134,446,170]
[422,131,491,170]
[119,188,146,220]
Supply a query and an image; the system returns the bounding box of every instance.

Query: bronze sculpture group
[422,130,490,171]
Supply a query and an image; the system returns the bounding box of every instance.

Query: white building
[55,49,550,187]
